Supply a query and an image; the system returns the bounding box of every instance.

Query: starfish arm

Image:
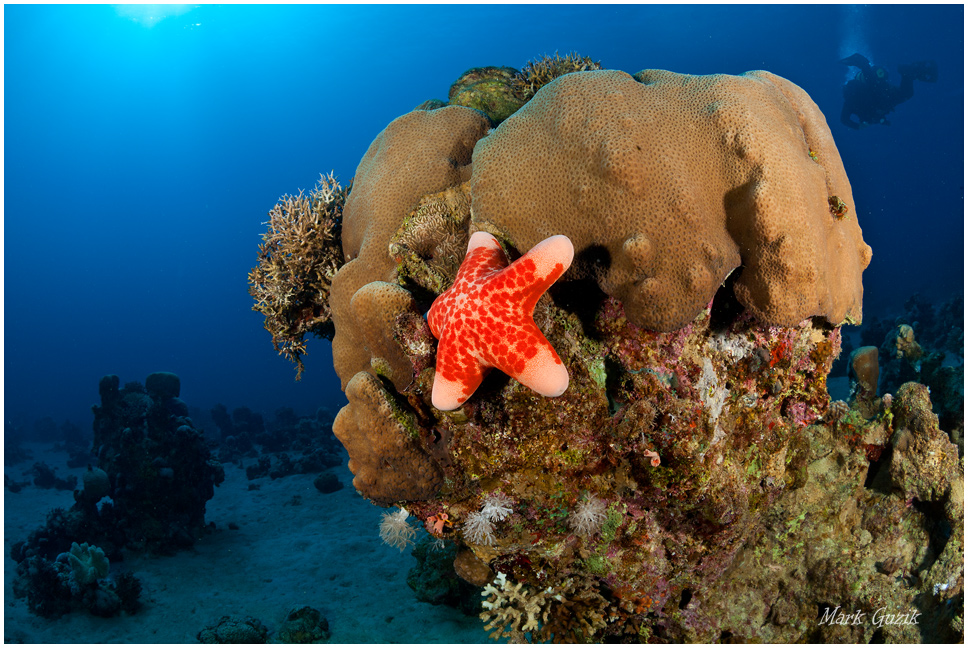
[461,231,510,279]
[466,230,506,258]
[522,234,574,281]
[491,321,570,398]
[427,298,448,339]
[504,235,575,312]
[432,332,487,411]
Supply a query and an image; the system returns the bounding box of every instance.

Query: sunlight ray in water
[112,4,197,28]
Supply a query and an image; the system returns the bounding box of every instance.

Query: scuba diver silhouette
[839,53,938,130]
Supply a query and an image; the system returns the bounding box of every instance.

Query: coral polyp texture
[261,56,962,642]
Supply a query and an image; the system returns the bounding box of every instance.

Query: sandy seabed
[4,443,494,644]
[5,378,852,643]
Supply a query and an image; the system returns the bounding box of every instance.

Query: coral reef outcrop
[258,55,962,642]
[11,373,224,619]
[92,374,225,553]
[856,292,964,450]
[275,606,331,644]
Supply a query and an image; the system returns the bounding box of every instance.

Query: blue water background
[4,4,963,429]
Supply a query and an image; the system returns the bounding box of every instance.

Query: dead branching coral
[538,575,611,643]
[248,172,348,378]
[517,51,602,100]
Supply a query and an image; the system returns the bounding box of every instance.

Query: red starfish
[427,231,574,411]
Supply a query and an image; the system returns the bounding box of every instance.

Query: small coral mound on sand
[249,172,347,378]
[12,541,142,619]
[198,615,269,644]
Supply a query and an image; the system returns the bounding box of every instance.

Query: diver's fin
[839,53,871,68]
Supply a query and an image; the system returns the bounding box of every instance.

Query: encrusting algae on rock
[252,54,963,642]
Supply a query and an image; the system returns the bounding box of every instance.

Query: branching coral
[481,572,614,643]
[248,172,347,378]
[480,572,553,641]
[538,575,611,643]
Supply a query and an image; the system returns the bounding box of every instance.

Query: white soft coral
[463,510,496,545]
[463,492,515,545]
[480,491,514,522]
[569,496,608,537]
[379,507,416,551]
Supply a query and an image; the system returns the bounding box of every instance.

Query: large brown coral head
[248,172,347,378]
[329,107,490,388]
[470,69,872,331]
